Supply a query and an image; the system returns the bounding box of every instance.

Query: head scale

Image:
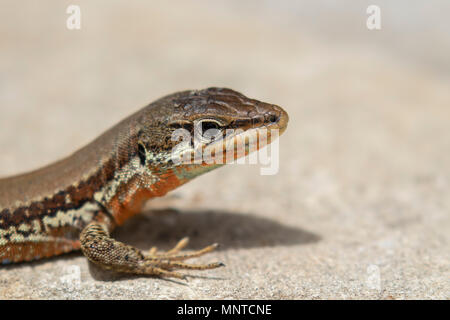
[117,87,287,188]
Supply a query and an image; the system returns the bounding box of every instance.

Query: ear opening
[137,142,147,166]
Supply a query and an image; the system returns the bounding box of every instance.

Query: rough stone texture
[0,1,448,299]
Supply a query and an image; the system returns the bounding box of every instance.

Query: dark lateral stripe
[0,141,137,230]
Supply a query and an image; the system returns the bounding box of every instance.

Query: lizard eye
[201,120,220,132]
[198,119,222,134]
[197,119,223,142]
[137,142,147,166]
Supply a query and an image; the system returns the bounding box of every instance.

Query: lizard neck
[101,158,224,226]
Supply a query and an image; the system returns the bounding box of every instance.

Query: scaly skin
[0,87,288,278]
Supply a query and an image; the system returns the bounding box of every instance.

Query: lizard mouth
[169,104,289,166]
[198,105,289,164]
[262,104,289,134]
[228,105,289,134]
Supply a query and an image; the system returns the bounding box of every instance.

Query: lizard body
[0,87,288,278]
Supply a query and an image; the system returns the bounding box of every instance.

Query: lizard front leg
[80,221,223,279]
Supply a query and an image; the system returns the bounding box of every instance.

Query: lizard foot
[80,221,223,279]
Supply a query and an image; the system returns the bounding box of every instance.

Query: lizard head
[106,87,288,220]
[99,88,288,223]
[135,87,288,180]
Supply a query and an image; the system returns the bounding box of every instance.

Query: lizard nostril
[265,114,279,124]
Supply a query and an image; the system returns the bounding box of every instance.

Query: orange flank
[1,240,80,263]
[108,169,185,226]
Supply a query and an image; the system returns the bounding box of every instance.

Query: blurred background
[0,1,448,299]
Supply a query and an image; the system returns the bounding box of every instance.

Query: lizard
[0,87,288,279]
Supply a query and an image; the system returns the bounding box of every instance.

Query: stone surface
[0,1,448,299]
